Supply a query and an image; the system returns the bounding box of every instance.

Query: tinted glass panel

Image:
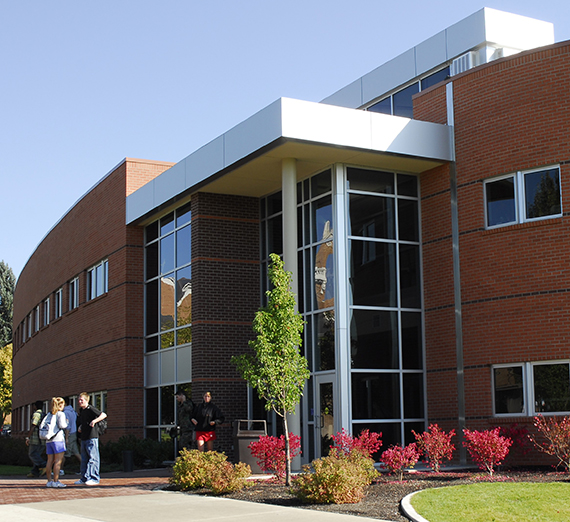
[352,373,400,419]
[160,275,175,331]
[145,388,159,425]
[401,312,422,369]
[350,240,396,307]
[393,83,419,118]
[397,199,419,241]
[176,202,192,227]
[534,364,570,413]
[397,174,418,197]
[267,215,283,256]
[161,385,174,425]
[403,373,424,418]
[161,332,174,349]
[312,196,333,244]
[146,242,159,279]
[368,97,391,115]
[347,167,394,194]
[160,234,175,274]
[494,366,523,414]
[146,222,158,243]
[177,327,192,345]
[267,191,282,216]
[160,213,174,235]
[146,336,159,353]
[176,266,192,327]
[315,311,335,371]
[421,67,449,90]
[353,422,399,455]
[314,241,334,310]
[399,244,421,309]
[350,309,398,369]
[524,168,561,219]
[311,170,331,198]
[145,280,158,335]
[486,177,516,227]
[349,194,395,239]
[176,224,191,267]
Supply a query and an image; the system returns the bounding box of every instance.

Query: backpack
[97,418,107,436]
[39,413,60,441]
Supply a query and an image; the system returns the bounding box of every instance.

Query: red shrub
[463,428,512,476]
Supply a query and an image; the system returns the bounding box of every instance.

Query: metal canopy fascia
[126,97,452,225]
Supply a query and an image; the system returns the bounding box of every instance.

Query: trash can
[233,420,267,474]
[122,450,134,472]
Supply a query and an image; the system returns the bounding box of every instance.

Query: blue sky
[2,1,569,279]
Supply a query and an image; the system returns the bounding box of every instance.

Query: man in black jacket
[191,391,224,451]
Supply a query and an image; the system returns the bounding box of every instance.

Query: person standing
[175,390,194,451]
[62,397,81,470]
[44,397,68,488]
[25,400,46,478]
[75,392,107,486]
[191,391,224,452]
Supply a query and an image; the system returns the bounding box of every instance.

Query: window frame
[54,288,63,319]
[43,297,50,327]
[87,260,109,301]
[484,166,562,229]
[492,360,570,417]
[69,277,79,310]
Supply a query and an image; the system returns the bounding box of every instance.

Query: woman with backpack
[44,397,68,488]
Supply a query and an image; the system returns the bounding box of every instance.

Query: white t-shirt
[50,411,68,443]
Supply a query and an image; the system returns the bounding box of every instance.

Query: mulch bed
[213,469,570,521]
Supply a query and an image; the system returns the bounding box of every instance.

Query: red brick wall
[415,42,570,465]
[191,192,260,458]
[12,159,171,440]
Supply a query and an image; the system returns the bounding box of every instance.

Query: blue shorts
[46,441,66,455]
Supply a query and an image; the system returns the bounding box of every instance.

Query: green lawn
[411,482,570,522]
[0,465,31,476]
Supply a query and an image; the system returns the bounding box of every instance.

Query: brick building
[12,8,570,465]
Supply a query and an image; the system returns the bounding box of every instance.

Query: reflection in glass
[486,177,516,227]
[525,168,561,219]
[401,312,422,369]
[319,382,334,456]
[397,174,418,197]
[267,215,283,256]
[146,222,158,243]
[347,168,394,194]
[177,327,192,345]
[312,196,332,244]
[494,366,524,414]
[145,280,158,335]
[350,310,398,369]
[399,244,421,309]
[352,373,400,419]
[368,97,391,115]
[393,83,419,118]
[161,385,175,425]
[160,234,175,274]
[311,170,331,199]
[350,240,396,307]
[176,225,191,267]
[160,213,174,236]
[349,194,395,239]
[176,202,192,227]
[146,242,158,279]
[267,191,282,216]
[160,276,175,331]
[161,332,174,350]
[534,364,570,413]
[315,312,335,371]
[397,199,419,241]
[314,240,334,310]
[176,266,192,326]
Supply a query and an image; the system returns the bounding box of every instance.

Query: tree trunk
[283,412,291,486]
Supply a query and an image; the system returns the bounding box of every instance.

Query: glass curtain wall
[144,201,193,441]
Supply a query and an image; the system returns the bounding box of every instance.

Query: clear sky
[2,1,569,280]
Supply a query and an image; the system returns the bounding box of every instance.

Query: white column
[282,158,301,471]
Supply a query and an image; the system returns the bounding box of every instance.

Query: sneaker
[53,481,67,488]
[46,481,54,488]
[84,480,99,486]
[74,479,85,485]
[59,470,65,476]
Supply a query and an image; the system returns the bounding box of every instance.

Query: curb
[400,490,431,522]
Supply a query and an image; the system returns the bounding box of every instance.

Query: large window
[43,298,50,327]
[69,277,79,310]
[485,166,561,228]
[493,361,570,416]
[54,288,63,319]
[87,260,108,300]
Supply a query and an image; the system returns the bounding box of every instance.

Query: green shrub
[170,449,251,494]
[0,437,29,466]
[291,449,378,504]
[100,435,174,469]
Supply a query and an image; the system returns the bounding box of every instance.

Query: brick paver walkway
[0,469,171,505]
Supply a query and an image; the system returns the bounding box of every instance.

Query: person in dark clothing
[75,392,106,486]
[191,391,224,451]
[175,390,195,450]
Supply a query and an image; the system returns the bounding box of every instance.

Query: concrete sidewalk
[0,491,389,522]
[0,469,394,522]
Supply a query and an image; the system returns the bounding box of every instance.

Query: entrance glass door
[314,375,335,457]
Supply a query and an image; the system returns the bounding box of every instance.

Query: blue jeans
[29,443,46,474]
[80,438,100,483]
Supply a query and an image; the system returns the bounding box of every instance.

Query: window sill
[484,216,563,235]
[83,292,108,307]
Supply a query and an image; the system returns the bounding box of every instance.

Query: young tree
[0,261,16,348]
[232,253,310,486]
[0,343,12,427]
